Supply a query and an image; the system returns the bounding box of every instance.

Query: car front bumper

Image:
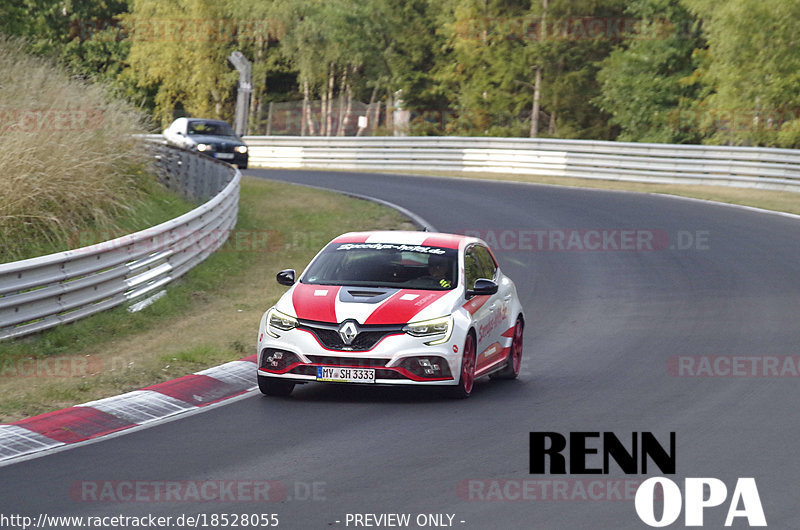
[197,150,247,168]
[256,321,464,386]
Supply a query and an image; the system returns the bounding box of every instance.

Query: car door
[480,245,515,332]
[464,244,506,373]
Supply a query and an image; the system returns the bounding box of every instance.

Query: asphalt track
[2,169,799,529]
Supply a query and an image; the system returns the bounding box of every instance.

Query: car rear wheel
[258,376,295,397]
[490,318,523,380]
[448,333,477,399]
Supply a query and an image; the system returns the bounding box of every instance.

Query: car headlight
[196,143,211,152]
[403,315,453,345]
[235,145,248,153]
[266,308,298,337]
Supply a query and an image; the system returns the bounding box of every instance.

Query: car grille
[305,356,389,368]
[298,321,404,351]
[215,143,235,153]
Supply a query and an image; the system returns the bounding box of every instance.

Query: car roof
[186,118,230,125]
[329,231,480,250]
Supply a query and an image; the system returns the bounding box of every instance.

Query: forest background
[3,0,799,147]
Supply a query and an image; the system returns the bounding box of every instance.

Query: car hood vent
[349,290,386,297]
[338,288,398,304]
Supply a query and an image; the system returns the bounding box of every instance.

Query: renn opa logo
[529,432,766,527]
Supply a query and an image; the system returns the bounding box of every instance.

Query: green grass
[0,176,412,421]
[0,35,154,262]
[2,175,194,262]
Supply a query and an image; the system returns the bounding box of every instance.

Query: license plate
[214,153,234,160]
[316,366,375,383]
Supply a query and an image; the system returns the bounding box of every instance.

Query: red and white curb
[0,355,257,464]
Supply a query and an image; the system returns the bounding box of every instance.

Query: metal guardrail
[3,134,793,340]
[244,136,800,193]
[0,143,240,341]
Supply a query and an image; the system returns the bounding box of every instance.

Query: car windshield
[186,121,236,136]
[301,242,458,290]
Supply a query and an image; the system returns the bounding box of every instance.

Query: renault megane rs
[256,231,524,398]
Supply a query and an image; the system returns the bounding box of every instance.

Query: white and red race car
[256,230,524,398]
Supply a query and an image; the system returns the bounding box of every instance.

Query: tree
[223,0,295,133]
[432,0,532,135]
[272,0,420,135]
[595,0,704,143]
[434,0,626,138]
[681,0,800,147]
[125,0,239,127]
[1,0,131,83]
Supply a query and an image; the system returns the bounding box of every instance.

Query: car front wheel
[448,333,477,399]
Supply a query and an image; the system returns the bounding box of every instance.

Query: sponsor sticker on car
[316,367,375,383]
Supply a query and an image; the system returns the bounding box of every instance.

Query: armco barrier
[243,136,800,193]
[0,143,240,341]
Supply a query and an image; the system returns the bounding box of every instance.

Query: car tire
[258,376,295,397]
[448,332,477,399]
[490,317,523,380]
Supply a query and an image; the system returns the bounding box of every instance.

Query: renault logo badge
[338,321,358,345]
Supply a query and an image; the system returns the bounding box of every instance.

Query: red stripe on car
[475,346,510,377]
[364,289,448,325]
[291,284,341,323]
[422,234,464,249]
[331,234,370,244]
[462,295,491,315]
[475,342,507,374]
[501,325,516,338]
[259,364,452,382]
[259,363,304,375]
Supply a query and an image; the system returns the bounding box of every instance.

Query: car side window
[464,248,481,290]
[465,244,496,290]
[473,245,497,280]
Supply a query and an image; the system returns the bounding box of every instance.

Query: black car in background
[163,118,248,169]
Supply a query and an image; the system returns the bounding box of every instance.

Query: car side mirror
[276,269,296,286]
[467,278,498,298]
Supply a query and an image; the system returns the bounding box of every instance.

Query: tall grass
[0,36,154,262]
